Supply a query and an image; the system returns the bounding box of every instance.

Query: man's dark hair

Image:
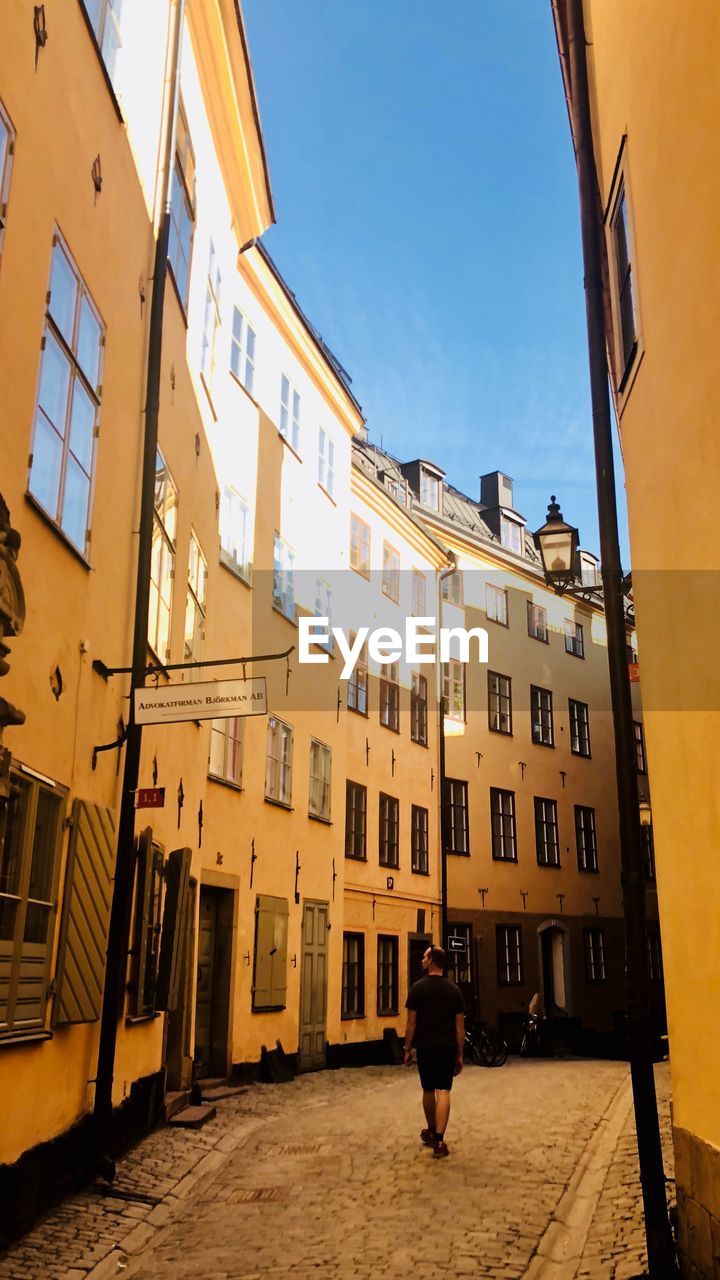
[429,945,447,970]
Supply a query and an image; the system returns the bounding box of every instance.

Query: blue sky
[243,0,630,564]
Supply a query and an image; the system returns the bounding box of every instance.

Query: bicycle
[464,1020,508,1068]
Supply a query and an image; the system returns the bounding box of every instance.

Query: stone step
[167,1103,217,1130]
[164,1090,191,1122]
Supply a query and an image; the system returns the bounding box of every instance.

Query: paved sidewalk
[0,1060,673,1280]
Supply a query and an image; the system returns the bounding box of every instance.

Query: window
[411,805,429,875]
[280,374,300,451]
[379,660,400,732]
[377,935,399,1015]
[313,579,333,651]
[569,699,591,757]
[128,836,164,1017]
[496,925,523,986]
[347,635,368,716]
[148,448,177,661]
[534,797,560,867]
[641,825,655,881]
[420,469,440,510]
[379,793,399,868]
[441,571,463,607]
[209,717,244,788]
[28,235,104,556]
[345,781,366,860]
[648,931,663,983]
[200,240,222,388]
[230,306,256,396]
[531,686,554,747]
[265,717,293,806]
[342,933,364,1018]
[0,768,65,1037]
[609,182,638,380]
[527,601,548,643]
[488,671,512,735]
[309,740,331,821]
[0,98,16,263]
[350,514,371,577]
[318,429,335,497]
[575,806,598,873]
[168,103,196,308]
[220,485,251,580]
[584,928,607,983]
[184,531,207,677]
[273,533,295,621]
[252,895,288,1011]
[446,925,472,985]
[486,583,508,626]
[411,672,428,745]
[565,620,584,658]
[490,788,517,862]
[634,721,646,773]
[442,659,465,722]
[84,0,123,81]
[411,569,428,616]
[501,516,523,555]
[444,779,469,855]
[382,542,400,602]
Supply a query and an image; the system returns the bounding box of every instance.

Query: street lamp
[533,496,579,594]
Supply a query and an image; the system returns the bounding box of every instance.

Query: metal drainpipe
[93,0,187,1165]
[437,560,457,947]
[561,0,677,1273]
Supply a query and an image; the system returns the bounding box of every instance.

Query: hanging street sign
[134,676,268,726]
[447,935,468,953]
[136,787,165,810]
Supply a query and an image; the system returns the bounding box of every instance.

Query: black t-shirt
[406,975,465,1049]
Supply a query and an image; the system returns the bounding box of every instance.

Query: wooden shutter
[128,828,154,1016]
[252,895,288,1010]
[53,799,116,1025]
[155,847,191,1011]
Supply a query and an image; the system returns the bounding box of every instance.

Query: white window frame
[265,716,293,807]
[585,928,607,983]
[441,571,463,607]
[488,671,512,735]
[149,447,177,662]
[497,925,523,985]
[411,804,429,874]
[411,569,428,617]
[209,716,244,788]
[527,601,548,642]
[534,796,560,867]
[84,0,124,83]
[200,239,222,389]
[0,98,16,265]
[382,541,400,603]
[184,530,207,679]
[442,659,465,723]
[220,484,251,581]
[280,374,301,451]
[350,514,371,577]
[420,469,440,510]
[318,428,335,497]
[500,516,524,555]
[531,686,554,748]
[167,101,195,309]
[230,306,256,397]
[273,533,295,621]
[309,739,332,821]
[604,139,643,409]
[565,620,585,658]
[569,699,591,757]
[486,583,508,626]
[576,805,598,873]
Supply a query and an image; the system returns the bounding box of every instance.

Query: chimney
[480,471,514,510]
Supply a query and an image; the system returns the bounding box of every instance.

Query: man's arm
[454,1012,465,1075]
[403,1010,417,1065]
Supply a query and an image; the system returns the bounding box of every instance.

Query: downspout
[94,0,187,1162]
[437,559,457,947]
[555,1,677,1274]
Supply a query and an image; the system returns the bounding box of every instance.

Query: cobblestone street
[0,1060,673,1280]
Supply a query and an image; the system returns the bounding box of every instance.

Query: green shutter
[53,799,116,1025]
[253,895,288,1010]
[128,828,154,1015]
[155,847,191,1011]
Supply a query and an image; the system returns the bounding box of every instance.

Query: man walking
[403,945,465,1158]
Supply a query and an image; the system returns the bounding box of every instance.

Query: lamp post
[534,497,676,1276]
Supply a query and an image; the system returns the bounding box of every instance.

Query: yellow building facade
[551,1,720,1274]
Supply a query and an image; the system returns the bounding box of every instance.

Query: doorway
[408,934,432,988]
[194,885,234,1078]
[298,900,329,1072]
[539,922,571,1017]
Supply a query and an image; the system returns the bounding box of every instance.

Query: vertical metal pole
[563,0,677,1273]
[93,0,186,1157]
[437,563,456,948]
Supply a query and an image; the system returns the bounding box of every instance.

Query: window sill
[200,371,219,421]
[379,721,400,735]
[208,773,244,794]
[77,2,124,124]
[219,556,252,589]
[252,1004,286,1014]
[0,1029,53,1048]
[351,565,371,581]
[318,483,337,507]
[491,854,518,864]
[486,617,509,629]
[125,1012,162,1025]
[379,862,400,872]
[25,492,92,569]
[381,590,400,606]
[308,811,332,825]
[411,867,430,877]
[488,726,513,737]
[528,634,549,645]
[272,603,298,628]
[264,795,293,812]
[565,649,585,660]
[532,740,555,750]
[278,431,303,464]
[616,345,644,420]
[578,866,600,875]
[347,704,369,719]
[410,736,428,749]
[571,749,592,760]
[345,853,367,862]
[537,862,562,871]
[341,1013,366,1022]
[229,367,259,409]
[377,1010,399,1019]
[445,849,471,858]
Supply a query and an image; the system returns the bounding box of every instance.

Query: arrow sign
[447,935,467,953]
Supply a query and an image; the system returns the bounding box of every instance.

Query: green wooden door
[299,900,328,1072]
[194,888,218,1077]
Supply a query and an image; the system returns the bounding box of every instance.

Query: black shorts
[416,1046,456,1092]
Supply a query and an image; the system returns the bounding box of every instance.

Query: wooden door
[194,888,218,1077]
[299,900,328,1072]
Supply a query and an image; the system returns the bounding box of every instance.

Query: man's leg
[422,1090,436,1130]
[434,1089,450,1138]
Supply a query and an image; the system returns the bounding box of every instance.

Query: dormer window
[383,474,409,506]
[500,516,524,556]
[420,469,440,511]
